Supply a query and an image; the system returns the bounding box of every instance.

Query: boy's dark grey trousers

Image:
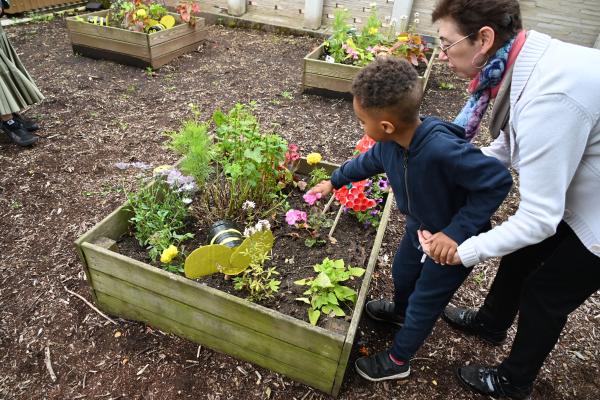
[390,232,471,361]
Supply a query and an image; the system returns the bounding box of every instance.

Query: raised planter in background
[302,42,437,97]
[74,158,395,397]
[4,0,84,14]
[66,10,207,69]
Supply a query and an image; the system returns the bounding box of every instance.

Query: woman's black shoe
[12,113,39,132]
[2,119,38,146]
[456,365,532,399]
[442,305,507,345]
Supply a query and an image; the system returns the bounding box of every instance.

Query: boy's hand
[418,230,461,265]
[309,180,334,197]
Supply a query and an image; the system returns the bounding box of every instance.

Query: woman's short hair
[432,0,522,49]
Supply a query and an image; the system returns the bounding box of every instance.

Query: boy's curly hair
[352,56,422,123]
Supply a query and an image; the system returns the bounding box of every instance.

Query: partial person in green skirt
[0,0,44,146]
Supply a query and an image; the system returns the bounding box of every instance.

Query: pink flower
[285,209,307,225]
[303,192,322,206]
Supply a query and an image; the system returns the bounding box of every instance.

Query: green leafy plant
[106,0,200,33]
[232,245,281,302]
[439,82,456,90]
[166,118,214,186]
[207,103,288,218]
[295,258,365,325]
[308,167,330,188]
[126,173,195,271]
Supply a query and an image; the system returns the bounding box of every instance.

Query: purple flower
[377,178,389,191]
[115,162,129,170]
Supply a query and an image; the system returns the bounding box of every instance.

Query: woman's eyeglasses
[439,33,474,56]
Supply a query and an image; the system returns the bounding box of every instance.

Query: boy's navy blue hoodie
[331,117,512,249]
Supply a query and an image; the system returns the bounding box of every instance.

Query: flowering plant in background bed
[323,7,429,67]
[78,0,201,33]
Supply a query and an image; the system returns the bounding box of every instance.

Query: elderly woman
[416,0,600,398]
[0,0,44,146]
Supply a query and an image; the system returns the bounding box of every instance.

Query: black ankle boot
[442,305,507,345]
[1,119,38,146]
[457,365,533,399]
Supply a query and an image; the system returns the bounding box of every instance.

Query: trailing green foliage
[126,178,194,271]
[233,245,281,302]
[295,258,365,325]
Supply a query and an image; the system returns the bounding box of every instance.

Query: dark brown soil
[0,15,598,400]
[117,183,378,328]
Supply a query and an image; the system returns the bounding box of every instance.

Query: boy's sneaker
[12,113,39,132]
[355,350,410,382]
[365,299,404,327]
[442,305,507,346]
[1,119,38,146]
[456,365,533,400]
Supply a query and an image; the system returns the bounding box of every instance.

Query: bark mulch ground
[0,16,598,400]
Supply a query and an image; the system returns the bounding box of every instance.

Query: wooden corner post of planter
[74,158,394,397]
[66,10,208,69]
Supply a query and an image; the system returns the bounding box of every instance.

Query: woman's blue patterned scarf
[454,37,516,141]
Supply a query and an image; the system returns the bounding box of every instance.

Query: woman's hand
[308,180,334,197]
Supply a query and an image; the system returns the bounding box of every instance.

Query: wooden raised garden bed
[4,0,83,14]
[74,158,394,397]
[302,43,437,97]
[66,10,207,69]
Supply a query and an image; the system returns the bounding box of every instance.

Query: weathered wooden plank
[66,14,149,47]
[69,32,151,58]
[149,28,207,60]
[147,17,205,47]
[331,190,395,396]
[81,242,345,360]
[91,269,339,381]
[303,72,353,93]
[96,291,335,394]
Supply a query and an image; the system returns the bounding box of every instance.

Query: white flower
[244,226,255,237]
[255,219,271,232]
[325,55,335,64]
[414,18,420,24]
[414,12,420,18]
[242,200,256,210]
[182,197,193,205]
[401,15,408,20]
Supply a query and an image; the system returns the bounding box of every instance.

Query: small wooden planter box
[302,43,437,97]
[66,10,207,69]
[74,159,394,397]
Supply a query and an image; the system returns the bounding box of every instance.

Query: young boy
[309,57,512,382]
